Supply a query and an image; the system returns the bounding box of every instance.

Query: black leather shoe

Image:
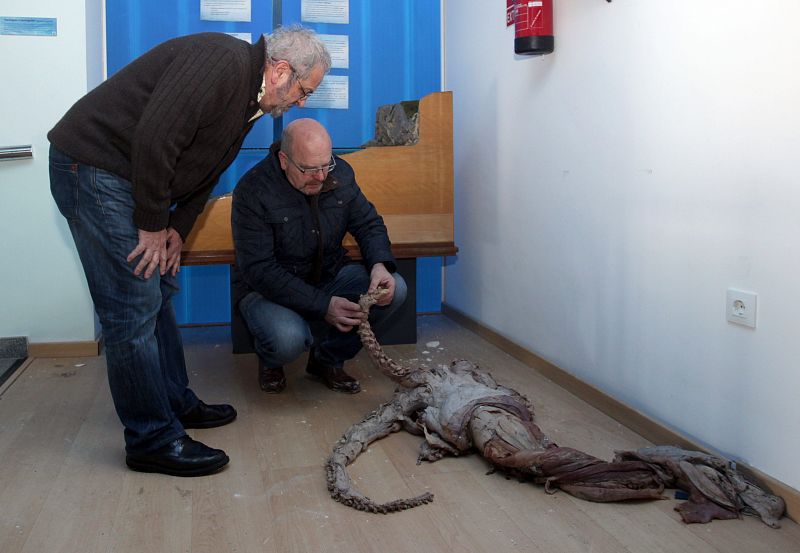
[258,361,286,393]
[306,351,361,394]
[125,436,229,477]
[179,401,237,429]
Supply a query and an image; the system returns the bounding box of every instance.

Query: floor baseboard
[28,340,101,358]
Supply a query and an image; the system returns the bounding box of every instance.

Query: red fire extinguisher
[515,0,554,56]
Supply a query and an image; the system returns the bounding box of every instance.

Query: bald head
[281,118,331,159]
[279,119,334,195]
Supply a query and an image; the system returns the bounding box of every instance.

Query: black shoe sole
[125,454,230,477]
[259,378,287,394]
[306,372,361,394]
[180,412,237,429]
[330,384,361,394]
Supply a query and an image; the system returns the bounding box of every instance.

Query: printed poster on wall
[0,16,57,36]
[303,75,348,110]
[318,34,349,69]
[301,0,349,25]
[226,32,252,43]
[201,0,251,22]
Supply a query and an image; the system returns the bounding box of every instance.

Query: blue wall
[105,0,443,323]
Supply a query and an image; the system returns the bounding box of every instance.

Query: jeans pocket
[49,154,79,221]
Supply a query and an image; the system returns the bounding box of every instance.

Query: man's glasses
[272,58,314,100]
[283,152,336,175]
[292,69,315,101]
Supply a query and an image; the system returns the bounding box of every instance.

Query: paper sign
[201,0,251,22]
[301,0,349,25]
[0,17,57,36]
[303,75,348,110]
[318,34,349,69]
[226,32,252,43]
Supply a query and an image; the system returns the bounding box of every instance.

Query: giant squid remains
[325,290,785,527]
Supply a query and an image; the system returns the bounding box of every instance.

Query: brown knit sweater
[48,32,266,240]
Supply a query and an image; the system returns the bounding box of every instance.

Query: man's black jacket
[231,142,397,320]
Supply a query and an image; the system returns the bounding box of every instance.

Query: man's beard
[268,81,295,118]
[270,105,290,118]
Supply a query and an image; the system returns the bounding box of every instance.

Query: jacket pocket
[265,212,308,262]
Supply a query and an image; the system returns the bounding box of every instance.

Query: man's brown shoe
[305,352,360,394]
[258,362,286,393]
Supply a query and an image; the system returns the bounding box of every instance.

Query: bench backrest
[182,91,456,265]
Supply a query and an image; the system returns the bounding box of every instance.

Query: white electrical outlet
[726,288,757,328]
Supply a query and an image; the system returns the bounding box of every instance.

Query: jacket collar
[249,35,268,104]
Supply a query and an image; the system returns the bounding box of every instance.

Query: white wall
[0,0,102,343]
[444,1,800,491]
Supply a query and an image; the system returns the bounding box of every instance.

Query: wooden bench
[181,91,457,351]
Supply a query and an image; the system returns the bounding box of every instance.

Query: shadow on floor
[0,357,26,387]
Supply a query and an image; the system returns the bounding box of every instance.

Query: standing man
[48,27,331,477]
[232,119,407,395]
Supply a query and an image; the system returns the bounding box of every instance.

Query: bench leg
[375,258,417,345]
[230,270,255,354]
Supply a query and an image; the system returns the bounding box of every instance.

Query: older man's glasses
[272,58,315,100]
[283,153,336,175]
[291,70,315,101]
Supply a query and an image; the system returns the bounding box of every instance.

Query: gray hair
[264,25,332,79]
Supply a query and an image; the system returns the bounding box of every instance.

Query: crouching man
[232,119,407,394]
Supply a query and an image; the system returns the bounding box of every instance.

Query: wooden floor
[1,315,798,553]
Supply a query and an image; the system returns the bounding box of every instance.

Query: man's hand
[164,227,183,277]
[127,228,168,278]
[325,296,367,332]
[368,263,395,306]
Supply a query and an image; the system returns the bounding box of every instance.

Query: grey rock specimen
[362,100,420,147]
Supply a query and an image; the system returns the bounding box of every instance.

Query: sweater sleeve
[131,45,241,231]
[169,181,218,241]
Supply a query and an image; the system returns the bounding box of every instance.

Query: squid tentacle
[326,387,433,513]
[357,290,425,388]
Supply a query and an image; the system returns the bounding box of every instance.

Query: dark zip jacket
[48,32,266,240]
[231,142,396,320]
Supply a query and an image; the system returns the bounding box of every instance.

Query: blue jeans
[239,264,407,368]
[49,146,197,454]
